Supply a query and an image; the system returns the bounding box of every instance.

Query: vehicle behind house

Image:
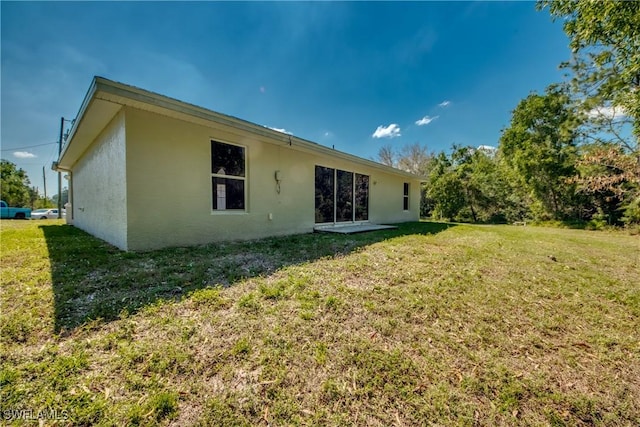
[0,200,31,219]
[30,208,63,220]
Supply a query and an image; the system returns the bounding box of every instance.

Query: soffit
[57,96,122,169]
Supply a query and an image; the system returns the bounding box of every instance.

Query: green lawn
[1,220,639,426]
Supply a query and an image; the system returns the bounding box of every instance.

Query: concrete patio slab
[314,224,398,234]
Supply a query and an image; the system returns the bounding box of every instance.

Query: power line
[0,142,58,151]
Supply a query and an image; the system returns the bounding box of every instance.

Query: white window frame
[211,139,248,214]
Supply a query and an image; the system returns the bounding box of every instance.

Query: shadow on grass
[40,221,455,333]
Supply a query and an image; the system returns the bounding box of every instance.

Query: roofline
[62,76,425,180]
[60,77,98,160]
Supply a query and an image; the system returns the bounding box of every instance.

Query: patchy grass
[1,219,639,426]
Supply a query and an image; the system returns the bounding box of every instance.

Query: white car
[31,208,65,219]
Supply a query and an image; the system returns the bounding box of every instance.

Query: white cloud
[438,100,451,107]
[13,151,36,159]
[267,126,293,135]
[372,124,401,139]
[415,115,439,126]
[586,105,626,120]
[478,145,497,152]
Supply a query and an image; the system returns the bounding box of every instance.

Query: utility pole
[42,166,47,202]
[58,117,64,219]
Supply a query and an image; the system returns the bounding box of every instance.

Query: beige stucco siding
[369,170,420,224]
[71,111,128,249]
[124,107,420,250]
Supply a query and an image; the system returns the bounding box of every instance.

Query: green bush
[621,197,640,225]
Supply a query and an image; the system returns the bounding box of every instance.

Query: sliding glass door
[315,166,369,224]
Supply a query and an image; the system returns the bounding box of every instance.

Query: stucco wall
[124,107,420,250]
[72,111,128,249]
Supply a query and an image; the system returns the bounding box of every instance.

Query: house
[56,77,422,251]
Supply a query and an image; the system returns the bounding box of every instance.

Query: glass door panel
[355,173,369,221]
[315,166,334,223]
[336,170,354,222]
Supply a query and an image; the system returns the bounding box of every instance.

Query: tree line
[380,1,639,227]
[0,159,68,209]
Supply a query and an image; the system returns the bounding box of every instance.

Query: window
[211,140,246,210]
[403,183,409,210]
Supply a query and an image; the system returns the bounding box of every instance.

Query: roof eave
[59,77,98,162]
[61,77,425,181]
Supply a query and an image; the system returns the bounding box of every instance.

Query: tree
[426,147,525,223]
[499,86,580,220]
[397,143,433,176]
[33,194,54,209]
[377,143,433,176]
[426,153,465,221]
[452,145,527,223]
[538,0,640,221]
[377,145,396,167]
[50,188,69,206]
[538,0,640,137]
[0,159,32,207]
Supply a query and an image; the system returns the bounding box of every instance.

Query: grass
[1,219,639,426]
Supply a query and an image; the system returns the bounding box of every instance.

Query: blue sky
[1,1,571,197]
